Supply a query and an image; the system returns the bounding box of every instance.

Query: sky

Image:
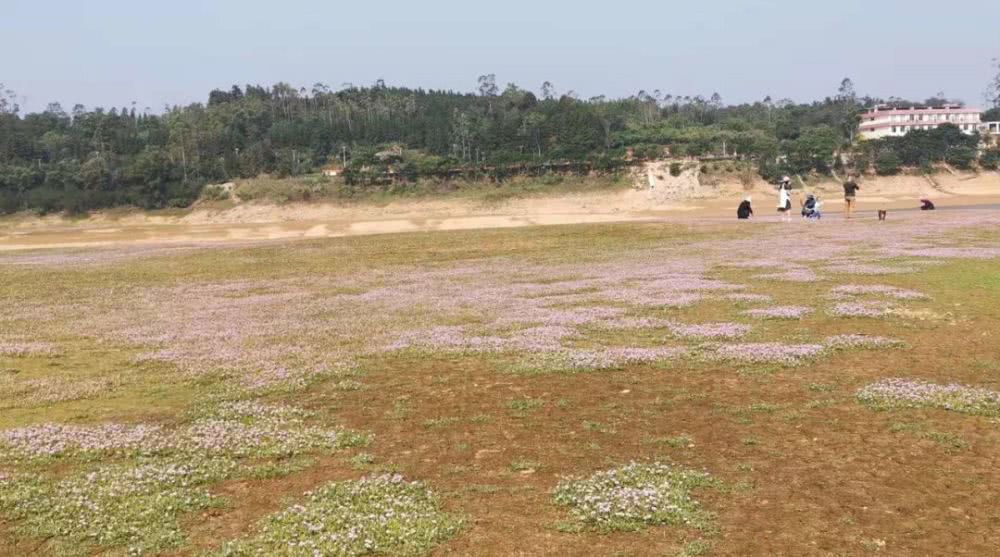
[3,0,998,113]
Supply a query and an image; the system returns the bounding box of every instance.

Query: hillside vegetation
[1,76,999,215]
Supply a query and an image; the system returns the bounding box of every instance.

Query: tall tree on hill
[837,77,860,144]
[0,84,17,115]
[478,74,498,113]
[988,58,1000,109]
[982,60,1000,122]
[541,81,556,101]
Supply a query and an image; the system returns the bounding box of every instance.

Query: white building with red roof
[859,105,982,139]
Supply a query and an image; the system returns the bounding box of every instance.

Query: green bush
[669,163,683,177]
[631,144,663,160]
[200,184,232,201]
[875,152,902,176]
[234,176,336,204]
[979,149,1000,170]
[945,146,976,170]
[540,173,564,186]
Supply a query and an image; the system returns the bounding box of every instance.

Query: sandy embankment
[1,169,999,252]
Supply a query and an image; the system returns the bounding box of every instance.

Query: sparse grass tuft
[507,397,545,416]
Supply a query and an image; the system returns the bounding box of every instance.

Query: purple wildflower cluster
[857,378,1000,416]
[561,347,688,371]
[0,374,126,409]
[824,262,917,276]
[723,293,774,303]
[829,284,928,300]
[0,456,236,555]
[824,334,904,350]
[754,268,823,283]
[885,246,1000,260]
[552,462,713,532]
[829,301,894,318]
[0,401,367,460]
[709,343,825,366]
[387,324,574,354]
[742,306,813,320]
[0,423,171,458]
[592,316,675,330]
[215,474,463,556]
[0,340,57,357]
[668,322,752,340]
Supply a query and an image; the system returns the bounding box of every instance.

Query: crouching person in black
[737,196,753,220]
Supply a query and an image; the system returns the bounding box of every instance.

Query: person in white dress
[776,176,792,222]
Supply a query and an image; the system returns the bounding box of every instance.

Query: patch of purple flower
[857,378,1000,416]
[0,401,367,459]
[669,322,752,340]
[723,293,774,303]
[0,375,127,409]
[829,301,893,318]
[552,461,714,532]
[824,263,917,276]
[0,341,57,357]
[886,247,1000,260]
[562,347,687,371]
[742,306,813,320]
[214,474,464,556]
[824,334,904,350]
[829,284,928,300]
[0,423,172,458]
[754,269,822,283]
[709,343,824,366]
[592,317,675,330]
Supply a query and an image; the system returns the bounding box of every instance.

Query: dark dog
[877,209,887,221]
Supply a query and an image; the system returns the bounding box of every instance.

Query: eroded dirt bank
[2,172,999,252]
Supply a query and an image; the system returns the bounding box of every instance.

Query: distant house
[321,165,342,177]
[980,121,1000,137]
[859,105,982,139]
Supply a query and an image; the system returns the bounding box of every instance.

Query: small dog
[877,209,888,221]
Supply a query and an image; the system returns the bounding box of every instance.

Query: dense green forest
[1,71,999,214]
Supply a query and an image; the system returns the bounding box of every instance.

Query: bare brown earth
[2,171,999,252]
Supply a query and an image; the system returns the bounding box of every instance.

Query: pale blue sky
[4,0,998,112]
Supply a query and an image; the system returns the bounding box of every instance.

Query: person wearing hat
[801,193,821,219]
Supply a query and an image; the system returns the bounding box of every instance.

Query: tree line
[1,69,999,214]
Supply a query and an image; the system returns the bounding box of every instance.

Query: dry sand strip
[0,213,661,252]
[1,174,999,252]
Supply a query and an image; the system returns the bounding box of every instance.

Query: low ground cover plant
[552,462,715,533]
[215,474,463,556]
[858,378,1000,416]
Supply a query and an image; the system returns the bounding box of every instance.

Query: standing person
[777,176,792,222]
[737,195,753,219]
[843,175,860,219]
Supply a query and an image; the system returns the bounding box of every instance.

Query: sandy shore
[2,172,999,252]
